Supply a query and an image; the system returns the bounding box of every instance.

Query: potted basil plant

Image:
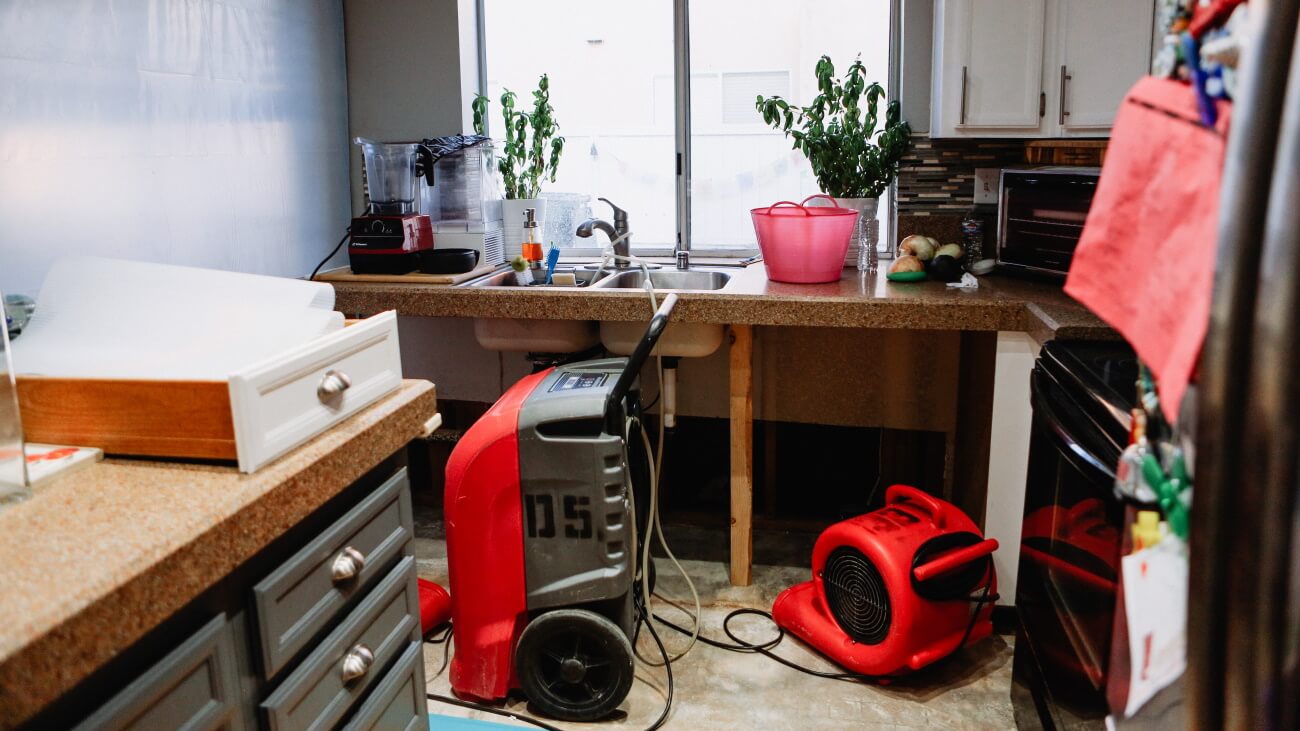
[756,55,911,271]
[472,74,565,252]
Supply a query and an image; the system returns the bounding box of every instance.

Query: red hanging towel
[1064,77,1231,422]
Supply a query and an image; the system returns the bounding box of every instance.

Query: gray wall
[0,0,352,296]
[343,0,481,215]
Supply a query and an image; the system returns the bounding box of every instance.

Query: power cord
[308,228,352,281]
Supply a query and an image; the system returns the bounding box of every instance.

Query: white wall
[0,0,352,297]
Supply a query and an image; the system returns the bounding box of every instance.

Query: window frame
[475,0,903,259]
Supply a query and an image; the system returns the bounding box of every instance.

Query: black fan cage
[821,546,892,645]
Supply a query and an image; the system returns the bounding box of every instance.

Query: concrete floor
[414,536,1016,730]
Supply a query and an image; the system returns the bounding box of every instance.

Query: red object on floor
[772,485,997,677]
[1064,77,1231,422]
[418,579,451,634]
[442,369,550,702]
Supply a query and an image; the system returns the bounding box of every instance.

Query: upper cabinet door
[962,0,1046,128]
[1055,0,1154,132]
[932,0,1047,135]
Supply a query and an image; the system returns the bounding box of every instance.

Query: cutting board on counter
[313,265,495,285]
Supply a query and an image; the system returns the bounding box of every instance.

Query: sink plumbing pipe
[661,357,680,429]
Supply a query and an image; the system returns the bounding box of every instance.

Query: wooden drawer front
[341,642,426,731]
[74,615,243,731]
[228,310,402,473]
[261,555,420,731]
[253,468,412,678]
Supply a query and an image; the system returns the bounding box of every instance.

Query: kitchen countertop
[328,262,1114,342]
[0,380,437,727]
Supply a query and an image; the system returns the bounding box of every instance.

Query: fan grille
[822,546,891,645]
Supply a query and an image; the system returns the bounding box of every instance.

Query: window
[481,0,896,255]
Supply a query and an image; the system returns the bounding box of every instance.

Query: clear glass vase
[837,198,880,273]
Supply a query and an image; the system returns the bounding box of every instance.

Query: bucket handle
[762,200,810,216]
[800,194,842,209]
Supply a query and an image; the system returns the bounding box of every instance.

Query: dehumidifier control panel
[549,371,609,392]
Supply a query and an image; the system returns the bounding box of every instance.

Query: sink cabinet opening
[408,407,949,568]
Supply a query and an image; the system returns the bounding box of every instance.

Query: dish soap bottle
[521,208,543,266]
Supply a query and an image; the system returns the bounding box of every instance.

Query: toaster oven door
[998,173,1098,276]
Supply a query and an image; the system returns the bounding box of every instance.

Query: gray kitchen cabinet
[46,458,427,731]
[73,615,244,731]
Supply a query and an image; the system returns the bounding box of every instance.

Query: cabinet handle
[340,643,375,682]
[317,369,352,400]
[1059,65,1071,125]
[331,546,367,582]
[959,66,969,125]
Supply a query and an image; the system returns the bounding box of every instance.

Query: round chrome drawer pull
[317,369,352,399]
[340,644,374,682]
[330,546,366,583]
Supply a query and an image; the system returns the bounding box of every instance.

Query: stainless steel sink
[593,269,731,291]
[464,268,605,288]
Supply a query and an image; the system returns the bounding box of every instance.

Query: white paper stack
[11,257,343,380]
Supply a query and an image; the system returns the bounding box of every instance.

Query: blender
[349,138,436,274]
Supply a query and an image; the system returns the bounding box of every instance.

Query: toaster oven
[997,167,1101,278]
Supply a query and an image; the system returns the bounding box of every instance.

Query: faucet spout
[576,197,632,268]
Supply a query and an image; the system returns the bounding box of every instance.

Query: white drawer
[228,311,402,473]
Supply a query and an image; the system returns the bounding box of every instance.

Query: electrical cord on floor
[422,624,453,681]
[308,228,351,281]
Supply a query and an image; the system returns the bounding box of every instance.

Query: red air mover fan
[772,485,998,677]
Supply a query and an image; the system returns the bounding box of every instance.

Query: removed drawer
[17,311,403,473]
[341,642,426,731]
[74,615,243,731]
[261,555,420,731]
[253,468,413,678]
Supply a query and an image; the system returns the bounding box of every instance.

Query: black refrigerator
[1190,0,1300,728]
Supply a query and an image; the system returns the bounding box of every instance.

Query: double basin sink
[463,265,733,357]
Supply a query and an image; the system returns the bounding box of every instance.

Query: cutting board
[313,265,496,285]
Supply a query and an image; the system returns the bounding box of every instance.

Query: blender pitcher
[355,137,434,215]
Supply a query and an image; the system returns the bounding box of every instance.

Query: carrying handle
[604,294,680,434]
[912,538,999,582]
[762,200,810,216]
[800,194,842,208]
[886,485,948,528]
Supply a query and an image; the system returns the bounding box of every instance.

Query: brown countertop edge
[0,380,437,727]
[328,263,1118,342]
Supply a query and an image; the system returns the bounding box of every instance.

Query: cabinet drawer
[253,468,413,678]
[341,642,427,731]
[74,615,243,731]
[262,555,421,731]
[228,310,402,473]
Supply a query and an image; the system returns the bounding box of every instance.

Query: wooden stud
[729,324,754,586]
[952,332,998,528]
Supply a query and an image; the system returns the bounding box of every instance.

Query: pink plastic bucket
[751,195,859,283]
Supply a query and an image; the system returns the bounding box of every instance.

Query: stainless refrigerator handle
[1058,65,1071,125]
[959,66,969,125]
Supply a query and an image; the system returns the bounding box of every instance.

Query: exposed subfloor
[414,535,1016,730]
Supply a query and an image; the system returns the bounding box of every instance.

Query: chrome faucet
[577,198,631,269]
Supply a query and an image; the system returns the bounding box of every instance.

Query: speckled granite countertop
[0,380,437,727]
[329,262,1115,342]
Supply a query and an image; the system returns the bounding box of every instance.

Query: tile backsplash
[893,134,1107,251]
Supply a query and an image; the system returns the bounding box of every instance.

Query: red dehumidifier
[443,295,678,722]
[772,485,998,677]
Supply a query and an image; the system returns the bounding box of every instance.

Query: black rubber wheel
[514,609,634,722]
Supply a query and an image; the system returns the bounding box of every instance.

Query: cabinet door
[942,0,1047,131]
[1056,0,1154,131]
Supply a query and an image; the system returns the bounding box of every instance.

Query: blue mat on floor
[429,712,522,729]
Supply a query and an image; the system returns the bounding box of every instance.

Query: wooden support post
[952,331,998,528]
[729,324,754,586]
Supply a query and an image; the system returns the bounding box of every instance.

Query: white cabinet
[931,0,1155,138]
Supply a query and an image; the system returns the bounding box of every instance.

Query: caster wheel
[514,608,634,721]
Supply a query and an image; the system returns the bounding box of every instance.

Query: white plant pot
[834,197,880,270]
[502,198,547,256]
